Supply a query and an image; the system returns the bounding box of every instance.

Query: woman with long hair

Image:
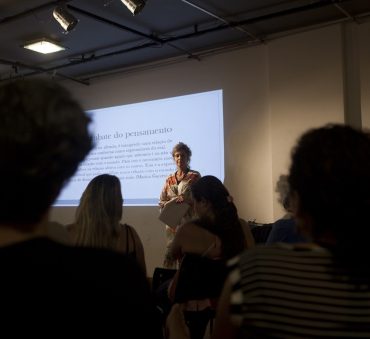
[174,175,252,260]
[166,175,254,339]
[70,174,146,275]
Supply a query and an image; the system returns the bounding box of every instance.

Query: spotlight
[53,5,78,32]
[121,0,146,15]
[23,39,65,54]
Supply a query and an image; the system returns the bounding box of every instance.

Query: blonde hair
[74,174,123,249]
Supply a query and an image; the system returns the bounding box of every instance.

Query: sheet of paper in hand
[159,199,190,228]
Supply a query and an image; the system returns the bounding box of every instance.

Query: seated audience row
[2,78,369,339]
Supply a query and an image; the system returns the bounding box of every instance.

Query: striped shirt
[229,244,370,338]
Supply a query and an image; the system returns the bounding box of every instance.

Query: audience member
[69,173,147,275]
[212,124,370,338]
[266,174,307,244]
[0,79,162,337]
[166,175,254,339]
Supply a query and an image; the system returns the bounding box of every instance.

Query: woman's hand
[176,195,185,203]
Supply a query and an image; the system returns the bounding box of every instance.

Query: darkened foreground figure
[213,124,370,339]
[0,79,162,338]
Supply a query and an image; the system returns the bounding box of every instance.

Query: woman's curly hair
[288,124,370,263]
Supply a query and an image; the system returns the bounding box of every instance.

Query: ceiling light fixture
[23,39,65,54]
[121,0,146,15]
[53,5,78,32]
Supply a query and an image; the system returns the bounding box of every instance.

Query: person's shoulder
[189,169,201,176]
[273,217,295,228]
[47,221,71,245]
[187,170,201,181]
[237,243,328,265]
[1,236,72,257]
[29,237,137,270]
[66,241,150,291]
[65,222,75,231]
[239,218,249,229]
[121,223,140,236]
[0,237,144,281]
[45,237,136,268]
[178,220,215,238]
[178,219,203,229]
[166,171,176,179]
[162,172,176,185]
[119,222,129,230]
[121,222,134,229]
[176,221,199,236]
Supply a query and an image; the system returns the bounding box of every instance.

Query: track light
[53,5,78,32]
[121,0,146,15]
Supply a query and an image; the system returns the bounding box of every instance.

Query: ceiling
[0,0,369,85]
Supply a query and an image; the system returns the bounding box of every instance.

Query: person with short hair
[159,142,201,268]
[212,124,370,339]
[265,174,307,244]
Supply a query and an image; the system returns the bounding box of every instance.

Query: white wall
[50,21,369,276]
[360,21,370,128]
[268,25,344,218]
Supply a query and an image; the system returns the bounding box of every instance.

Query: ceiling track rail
[67,5,162,43]
[0,58,89,85]
[180,0,260,41]
[334,3,360,23]
[81,12,366,82]
[0,0,355,83]
[67,5,199,60]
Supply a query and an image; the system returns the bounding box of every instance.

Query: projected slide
[55,89,224,206]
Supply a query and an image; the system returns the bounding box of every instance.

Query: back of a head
[288,124,370,260]
[77,174,123,223]
[75,174,123,247]
[191,175,245,258]
[0,79,92,227]
[275,174,290,211]
[192,175,229,207]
